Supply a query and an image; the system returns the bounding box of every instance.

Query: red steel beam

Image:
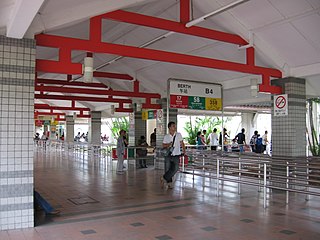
[35,112,65,116]
[115,108,133,113]
[35,94,132,104]
[180,0,190,24]
[93,71,133,80]
[35,85,161,99]
[34,104,90,112]
[99,10,248,46]
[36,78,108,88]
[36,34,281,79]
[37,59,82,75]
[142,103,162,109]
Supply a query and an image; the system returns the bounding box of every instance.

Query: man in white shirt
[262,130,269,153]
[161,121,186,190]
[209,128,219,151]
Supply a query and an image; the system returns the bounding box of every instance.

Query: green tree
[307,99,320,156]
[183,116,224,145]
[106,117,129,138]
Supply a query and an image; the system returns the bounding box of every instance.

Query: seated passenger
[34,190,60,215]
[137,136,148,168]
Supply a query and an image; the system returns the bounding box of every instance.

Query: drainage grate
[68,196,99,205]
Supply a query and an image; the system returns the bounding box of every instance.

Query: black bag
[164,134,176,157]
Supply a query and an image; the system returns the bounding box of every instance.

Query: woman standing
[116,129,126,174]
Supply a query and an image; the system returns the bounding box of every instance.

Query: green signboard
[188,96,206,110]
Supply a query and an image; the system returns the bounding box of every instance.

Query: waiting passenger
[231,139,240,152]
[150,128,156,147]
[137,136,148,168]
[34,190,60,215]
[116,129,126,174]
[209,128,219,151]
[233,128,246,152]
[196,131,205,150]
[250,130,260,153]
[262,130,269,153]
[219,128,229,152]
[74,132,81,142]
[202,130,207,145]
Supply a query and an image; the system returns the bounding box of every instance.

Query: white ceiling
[1,0,320,116]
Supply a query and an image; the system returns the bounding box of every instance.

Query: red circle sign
[276,96,286,109]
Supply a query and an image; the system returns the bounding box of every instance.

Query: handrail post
[238,160,241,195]
[258,163,261,192]
[216,158,220,196]
[263,163,267,209]
[306,159,310,201]
[182,155,185,172]
[286,162,289,204]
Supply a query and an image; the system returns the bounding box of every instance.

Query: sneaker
[47,210,60,215]
[168,182,174,189]
[117,171,124,175]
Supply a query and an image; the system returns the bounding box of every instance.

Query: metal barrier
[35,140,155,170]
[179,147,320,208]
[35,141,320,208]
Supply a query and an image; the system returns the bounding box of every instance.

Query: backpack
[256,137,262,146]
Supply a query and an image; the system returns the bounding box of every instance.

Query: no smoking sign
[274,94,288,116]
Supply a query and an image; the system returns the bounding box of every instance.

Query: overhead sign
[142,110,157,120]
[169,79,222,111]
[274,94,288,116]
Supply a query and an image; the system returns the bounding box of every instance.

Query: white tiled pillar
[65,115,74,143]
[271,77,306,157]
[89,111,101,144]
[128,109,146,146]
[0,36,35,230]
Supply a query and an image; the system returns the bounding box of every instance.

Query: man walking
[234,128,246,152]
[161,122,186,190]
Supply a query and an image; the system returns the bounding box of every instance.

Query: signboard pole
[166,80,170,134]
[221,86,224,153]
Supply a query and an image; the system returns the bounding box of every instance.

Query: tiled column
[128,109,146,146]
[155,98,177,170]
[88,111,101,144]
[271,77,306,189]
[65,115,74,143]
[0,36,35,230]
[271,77,306,157]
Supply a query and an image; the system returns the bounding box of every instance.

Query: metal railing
[35,141,320,208]
[179,147,320,208]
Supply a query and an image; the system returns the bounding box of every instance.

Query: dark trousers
[139,158,146,167]
[34,190,54,214]
[163,155,180,183]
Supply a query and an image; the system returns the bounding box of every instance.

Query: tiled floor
[1,149,320,239]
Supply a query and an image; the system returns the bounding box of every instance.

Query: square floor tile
[280,230,296,235]
[81,229,97,235]
[155,234,173,240]
[173,216,186,220]
[201,226,217,231]
[274,212,286,216]
[240,219,254,223]
[130,222,144,227]
[68,196,99,205]
[241,204,251,208]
